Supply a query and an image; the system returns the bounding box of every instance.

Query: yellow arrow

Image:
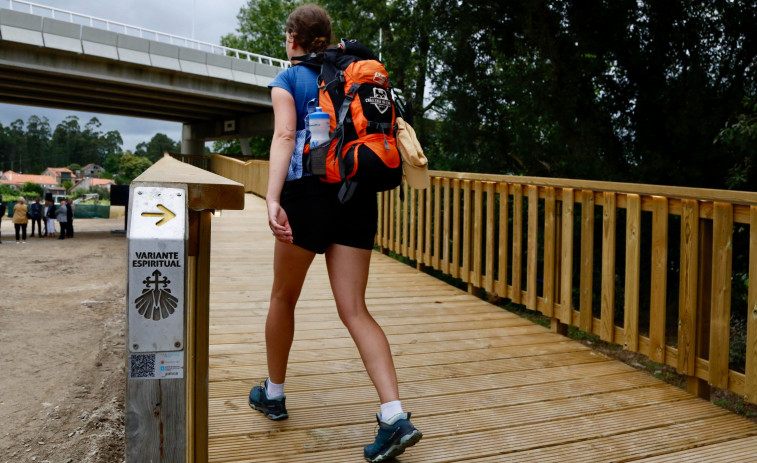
[141,204,176,226]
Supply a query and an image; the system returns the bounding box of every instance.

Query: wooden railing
[205,153,757,405]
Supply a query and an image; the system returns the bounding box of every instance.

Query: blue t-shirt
[269,65,319,181]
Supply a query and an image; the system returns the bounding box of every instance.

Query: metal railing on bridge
[195,152,757,406]
[2,0,289,68]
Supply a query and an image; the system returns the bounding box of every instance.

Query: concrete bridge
[0,2,284,155]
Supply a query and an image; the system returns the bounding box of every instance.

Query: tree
[24,115,52,173]
[220,0,300,60]
[134,133,181,163]
[118,153,153,182]
[51,116,83,168]
[21,181,44,197]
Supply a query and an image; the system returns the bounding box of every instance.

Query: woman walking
[12,197,29,244]
[247,5,422,462]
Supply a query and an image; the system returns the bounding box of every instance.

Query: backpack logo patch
[365,88,391,114]
[373,72,388,86]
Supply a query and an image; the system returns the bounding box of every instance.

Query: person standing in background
[45,199,56,238]
[29,196,43,237]
[56,198,68,240]
[0,195,5,244]
[12,197,29,244]
[66,198,74,238]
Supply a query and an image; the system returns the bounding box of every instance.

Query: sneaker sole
[366,429,423,462]
[248,400,288,421]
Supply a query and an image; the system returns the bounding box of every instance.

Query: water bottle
[308,107,330,175]
[308,107,330,147]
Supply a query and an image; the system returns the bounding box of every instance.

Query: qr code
[130,354,156,378]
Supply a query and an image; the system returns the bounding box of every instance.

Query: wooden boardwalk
[207,194,757,463]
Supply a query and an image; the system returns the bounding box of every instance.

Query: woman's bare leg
[266,240,316,383]
[325,244,399,403]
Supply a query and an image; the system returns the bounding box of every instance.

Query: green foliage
[134,133,181,163]
[21,182,43,197]
[61,180,73,190]
[212,137,271,158]
[90,185,111,201]
[220,0,301,60]
[1,115,124,175]
[118,153,153,182]
[67,163,82,172]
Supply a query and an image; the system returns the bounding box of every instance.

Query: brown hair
[286,4,332,54]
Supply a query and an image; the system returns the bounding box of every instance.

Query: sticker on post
[128,186,186,353]
[129,352,184,380]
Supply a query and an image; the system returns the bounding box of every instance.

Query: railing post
[688,217,713,400]
[125,155,243,462]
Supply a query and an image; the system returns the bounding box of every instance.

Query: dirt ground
[0,218,127,463]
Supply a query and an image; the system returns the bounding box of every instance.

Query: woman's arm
[266,87,298,242]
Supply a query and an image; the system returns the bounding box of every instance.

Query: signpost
[126,186,188,462]
[124,154,244,463]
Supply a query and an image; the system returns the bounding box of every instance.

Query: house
[0,171,59,190]
[71,177,116,192]
[41,167,76,184]
[81,163,106,178]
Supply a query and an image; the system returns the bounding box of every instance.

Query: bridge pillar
[182,123,206,156]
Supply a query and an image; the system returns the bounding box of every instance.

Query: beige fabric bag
[395,117,429,189]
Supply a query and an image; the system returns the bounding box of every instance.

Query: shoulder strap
[291,53,323,72]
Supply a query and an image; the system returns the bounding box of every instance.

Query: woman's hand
[267,200,293,243]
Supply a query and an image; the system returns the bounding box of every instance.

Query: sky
[0,0,248,153]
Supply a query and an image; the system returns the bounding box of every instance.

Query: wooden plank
[413,190,426,267]
[690,218,713,399]
[462,180,473,284]
[403,182,410,257]
[527,185,539,310]
[631,436,757,463]
[192,211,212,463]
[451,179,461,278]
[437,178,452,275]
[579,190,595,333]
[600,192,616,342]
[677,199,699,375]
[559,188,574,323]
[496,183,510,298]
[542,187,556,317]
[649,196,669,363]
[409,186,417,261]
[512,184,523,304]
[484,182,496,293]
[624,194,641,352]
[709,202,733,389]
[747,206,757,403]
[389,187,396,252]
[425,185,433,266]
[431,178,440,268]
[472,181,484,288]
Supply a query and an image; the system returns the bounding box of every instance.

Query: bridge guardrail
[2,0,289,68]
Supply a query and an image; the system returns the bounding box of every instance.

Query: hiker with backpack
[247,4,422,462]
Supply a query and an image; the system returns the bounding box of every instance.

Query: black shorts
[280,176,378,254]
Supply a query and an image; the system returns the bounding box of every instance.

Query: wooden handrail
[126,154,244,463]
[205,153,757,406]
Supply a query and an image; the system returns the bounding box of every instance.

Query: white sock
[380,400,404,423]
[266,378,285,398]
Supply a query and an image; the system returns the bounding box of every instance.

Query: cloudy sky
[0,0,248,152]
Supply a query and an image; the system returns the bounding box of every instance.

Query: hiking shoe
[364,412,422,462]
[248,379,288,420]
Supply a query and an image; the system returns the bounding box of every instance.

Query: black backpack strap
[291,52,323,72]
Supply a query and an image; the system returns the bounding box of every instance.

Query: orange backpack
[302,39,403,203]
